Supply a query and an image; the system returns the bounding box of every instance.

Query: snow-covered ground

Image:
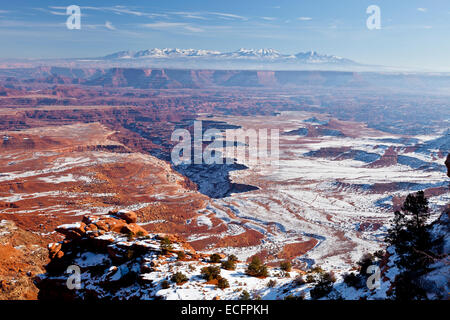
[192,113,449,271]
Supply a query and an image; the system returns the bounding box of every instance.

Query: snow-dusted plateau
[0,65,448,300]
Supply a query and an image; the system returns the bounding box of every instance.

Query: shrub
[221,258,237,271]
[209,253,222,263]
[293,275,306,286]
[171,272,188,285]
[160,237,172,254]
[280,261,292,272]
[267,279,277,288]
[310,266,325,274]
[239,290,250,300]
[228,254,238,262]
[305,274,316,283]
[343,272,362,288]
[135,230,146,238]
[357,253,375,276]
[216,276,230,289]
[177,251,186,260]
[284,293,304,300]
[310,272,335,299]
[246,256,269,278]
[201,266,221,281]
[161,280,170,289]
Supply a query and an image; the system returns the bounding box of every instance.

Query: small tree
[209,253,222,263]
[201,266,221,281]
[246,256,269,277]
[402,191,429,231]
[310,271,335,299]
[387,191,432,270]
[221,258,237,271]
[216,276,230,289]
[385,191,434,300]
[171,272,188,285]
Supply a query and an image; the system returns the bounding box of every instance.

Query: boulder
[95,217,127,233]
[113,210,138,224]
[85,223,98,232]
[48,242,62,259]
[120,223,148,237]
[55,222,86,239]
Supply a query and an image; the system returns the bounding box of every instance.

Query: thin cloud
[141,22,204,33]
[417,8,427,12]
[208,12,247,21]
[105,21,116,30]
[261,17,277,21]
[65,5,167,19]
[298,17,312,21]
[49,6,245,22]
[109,6,144,16]
[171,12,209,20]
[34,8,67,16]
[168,11,247,21]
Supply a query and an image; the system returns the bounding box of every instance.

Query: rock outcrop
[34,212,201,300]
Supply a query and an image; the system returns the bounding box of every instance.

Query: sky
[0,0,449,71]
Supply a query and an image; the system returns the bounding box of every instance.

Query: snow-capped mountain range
[100,48,357,66]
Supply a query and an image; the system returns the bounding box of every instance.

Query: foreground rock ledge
[35,211,205,300]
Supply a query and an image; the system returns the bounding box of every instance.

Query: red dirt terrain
[0,220,47,299]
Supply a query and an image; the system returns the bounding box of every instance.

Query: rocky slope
[35,210,300,300]
[34,207,449,300]
[34,156,449,300]
[0,220,48,299]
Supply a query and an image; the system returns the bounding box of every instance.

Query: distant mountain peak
[98,48,358,68]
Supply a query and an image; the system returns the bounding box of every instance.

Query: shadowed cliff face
[446,154,450,177]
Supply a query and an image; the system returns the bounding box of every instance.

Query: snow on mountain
[133,48,222,58]
[294,51,354,65]
[99,48,357,65]
[223,48,284,59]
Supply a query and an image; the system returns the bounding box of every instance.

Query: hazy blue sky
[0,0,449,70]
